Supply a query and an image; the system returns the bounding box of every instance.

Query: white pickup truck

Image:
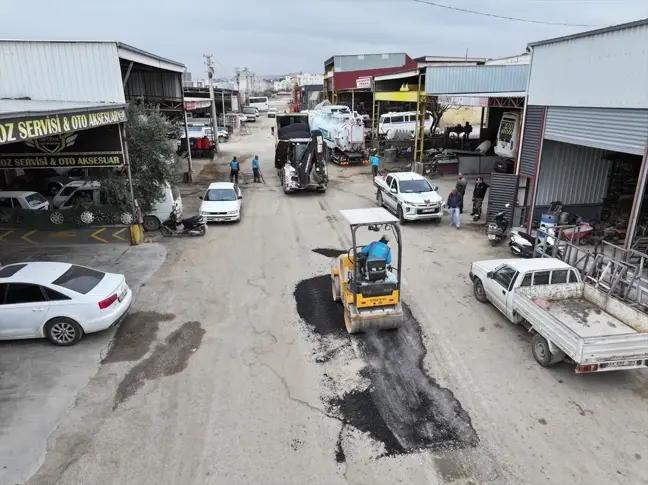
[374,172,444,224]
[470,258,648,373]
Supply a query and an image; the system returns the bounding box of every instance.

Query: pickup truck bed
[514,282,648,369]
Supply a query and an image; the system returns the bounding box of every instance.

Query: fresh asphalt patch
[311,248,347,258]
[294,261,478,460]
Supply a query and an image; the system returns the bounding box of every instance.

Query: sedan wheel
[45,318,83,346]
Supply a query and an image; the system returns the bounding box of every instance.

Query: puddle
[294,273,478,458]
[113,321,205,409]
[103,311,175,363]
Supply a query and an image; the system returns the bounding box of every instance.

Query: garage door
[487,173,517,224]
[544,107,648,156]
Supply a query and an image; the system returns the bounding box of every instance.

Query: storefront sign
[437,96,489,107]
[356,77,371,89]
[0,108,127,146]
[0,124,124,169]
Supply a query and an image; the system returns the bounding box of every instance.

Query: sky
[2,0,648,78]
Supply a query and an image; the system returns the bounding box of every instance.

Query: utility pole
[221,89,226,120]
[243,67,250,105]
[204,54,219,156]
[234,68,241,111]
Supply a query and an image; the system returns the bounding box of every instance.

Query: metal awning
[373,69,420,82]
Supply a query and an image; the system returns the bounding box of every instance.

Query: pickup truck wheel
[532,334,555,367]
[377,191,383,207]
[473,278,488,303]
[397,205,407,224]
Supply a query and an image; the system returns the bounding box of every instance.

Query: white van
[379,111,434,137]
[53,181,181,231]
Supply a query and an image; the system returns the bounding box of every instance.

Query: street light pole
[204,54,219,157]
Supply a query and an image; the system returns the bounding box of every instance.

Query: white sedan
[0,261,132,346]
[199,182,243,222]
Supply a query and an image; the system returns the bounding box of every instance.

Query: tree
[426,98,452,134]
[99,104,182,213]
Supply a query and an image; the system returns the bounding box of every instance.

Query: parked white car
[374,172,444,223]
[268,108,278,118]
[0,191,49,211]
[52,180,100,209]
[0,262,132,346]
[199,182,242,222]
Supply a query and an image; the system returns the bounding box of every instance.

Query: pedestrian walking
[471,176,490,219]
[447,188,462,229]
[456,172,467,214]
[230,156,240,184]
[370,151,380,177]
[252,155,261,183]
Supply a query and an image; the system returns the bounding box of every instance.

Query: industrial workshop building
[517,18,648,251]
[0,40,186,244]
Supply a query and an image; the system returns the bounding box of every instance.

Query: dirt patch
[312,248,347,258]
[103,311,175,363]
[293,274,478,458]
[113,321,205,409]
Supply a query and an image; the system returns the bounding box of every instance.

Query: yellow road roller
[331,208,404,333]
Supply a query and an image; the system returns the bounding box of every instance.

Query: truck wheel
[397,205,407,224]
[377,191,383,207]
[473,278,488,303]
[532,334,555,367]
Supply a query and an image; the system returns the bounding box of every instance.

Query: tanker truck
[308,101,368,165]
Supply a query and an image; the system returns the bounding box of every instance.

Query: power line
[412,0,598,27]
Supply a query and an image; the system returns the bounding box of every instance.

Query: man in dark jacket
[456,173,467,213]
[471,176,490,219]
[446,188,462,229]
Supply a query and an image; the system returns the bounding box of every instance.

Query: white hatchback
[0,262,133,345]
[199,182,242,222]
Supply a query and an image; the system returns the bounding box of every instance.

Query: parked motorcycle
[509,229,564,260]
[423,159,442,179]
[159,208,206,237]
[486,203,511,246]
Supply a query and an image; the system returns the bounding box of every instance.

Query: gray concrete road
[0,244,166,485]
[23,112,648,485]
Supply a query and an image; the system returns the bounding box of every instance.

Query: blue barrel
[538,213,558,240]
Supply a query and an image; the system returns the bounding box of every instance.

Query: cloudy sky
[4,0,648,77]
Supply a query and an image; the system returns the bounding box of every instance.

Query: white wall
[528,23,648,108]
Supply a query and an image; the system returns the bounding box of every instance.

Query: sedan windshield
[399,179,433,193]
[204,189,236,201]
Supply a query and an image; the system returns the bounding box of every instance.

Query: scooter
[159,208,206,237]
[486,203,511,246]
[509,229,564,260]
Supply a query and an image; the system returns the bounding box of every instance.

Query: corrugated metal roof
[373,69,420,82]
[528,17,648,48]
[0,99,126,119]
[425,65,529,95]
[527,24,648,109]
[0,41,125,103]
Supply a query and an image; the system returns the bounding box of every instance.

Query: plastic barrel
[538,213,558,240]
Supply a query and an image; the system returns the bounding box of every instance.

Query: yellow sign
[0,108,127,146]
[375,91,421,103]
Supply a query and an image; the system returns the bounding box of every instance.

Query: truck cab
[470,258,581,322]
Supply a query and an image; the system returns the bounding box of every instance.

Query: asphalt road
[26,106,648,485]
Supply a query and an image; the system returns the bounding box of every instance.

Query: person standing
[471,176,490,219]
[447,188,462,229]
[370,151,380,177]
[252,155,261,183]
[462,122,472,150]
[456,172,467,213]
[230,156,240,184]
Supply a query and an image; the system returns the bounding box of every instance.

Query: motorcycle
[159,208,206,237]
[486,203,511,246]
[422,159,442,179]
[509,229,564,260]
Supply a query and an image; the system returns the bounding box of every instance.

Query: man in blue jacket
[361,235,392,264]
[447,188,462,229]
[252,155,261,183]
[370,151,380,177]
[230,156,240,184]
